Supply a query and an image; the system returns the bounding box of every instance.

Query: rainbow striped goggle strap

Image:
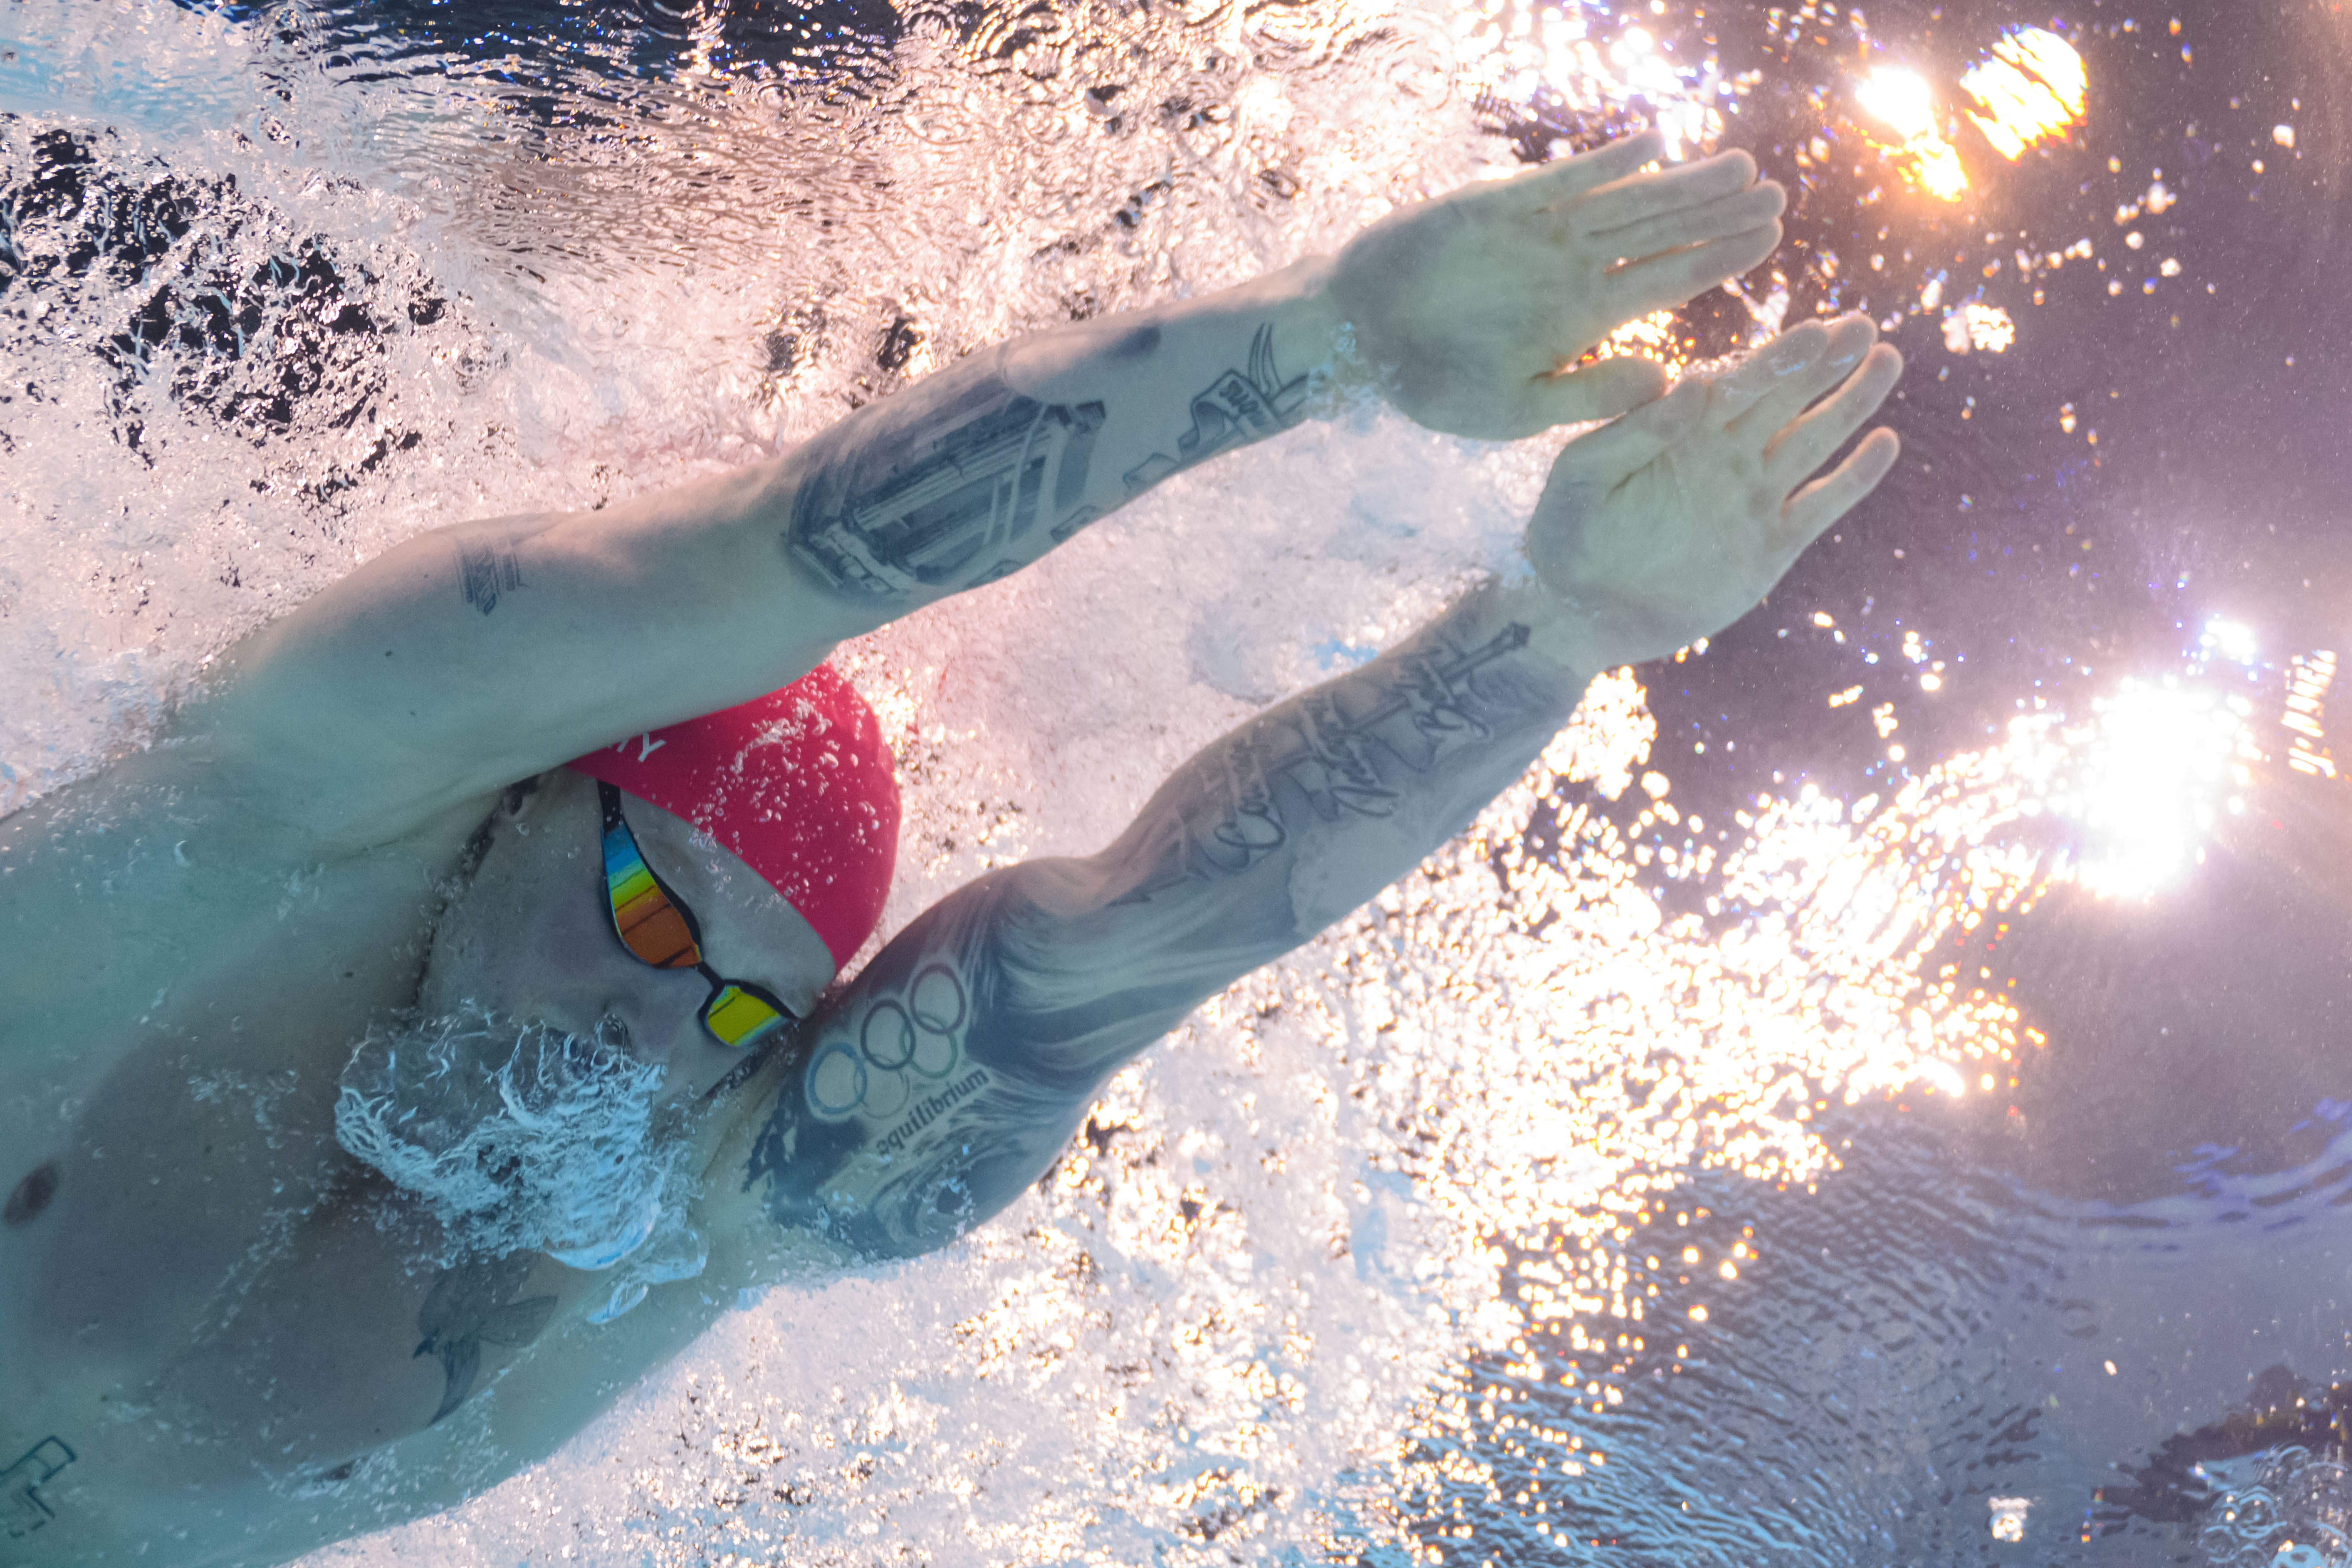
[598,781,795,1051]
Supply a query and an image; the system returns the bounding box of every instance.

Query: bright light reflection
[1486,11,1729,165]
[1961,27,2086,159]
[1341,627,2348,1527]
[2285,651,2337,777]
[1942,300,2016,353]
[2202,617,2258,666]
[1321,636,2290,1303]
[1855,66,1969,200]
[1855,68,1934,140]
[2064,680,2245,899]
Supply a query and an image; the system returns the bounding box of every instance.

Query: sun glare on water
[1852,29,2084,200]
[2063,678,2250,900]
[1856,67,1971,201]
[1962,27,2089,160]
[1376,618,2297,1265]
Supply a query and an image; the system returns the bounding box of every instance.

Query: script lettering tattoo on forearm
[1,1437,76,1539]
[413,1253,557,1424]
[734,594,1583,1266]
[455,541,525,614]
[1121,324,1311,491]
[1113,619,1545,907]
[788,366,1108,599]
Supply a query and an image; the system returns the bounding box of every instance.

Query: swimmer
[0,131,1900,1564]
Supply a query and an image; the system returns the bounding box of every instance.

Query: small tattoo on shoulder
[456,542,526,615]
[2,1436,77,1539]
[3,1160,58,1227]
[413,1254,557,1424]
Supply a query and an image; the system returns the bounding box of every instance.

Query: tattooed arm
[711,585,1597,1261]
[781,127,1789,603]
[707,317,1903,1264]
[184,134,1781,846]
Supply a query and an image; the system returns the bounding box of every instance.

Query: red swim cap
[566,665,899,972]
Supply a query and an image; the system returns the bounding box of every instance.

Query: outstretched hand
[1526,314,1903,670]
[1328,130,1785,440]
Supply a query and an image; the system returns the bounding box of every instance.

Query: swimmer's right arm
[192,132,1780,845]
[699,318,1900,1270]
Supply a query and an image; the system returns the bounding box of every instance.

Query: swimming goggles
[595,781,796,1051]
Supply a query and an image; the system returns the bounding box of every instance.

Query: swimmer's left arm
[707,320,1901,1266]
[772,131,1787,607]
[193,134,1783,846]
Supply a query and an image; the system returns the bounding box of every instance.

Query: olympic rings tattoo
[805,965,969,1120]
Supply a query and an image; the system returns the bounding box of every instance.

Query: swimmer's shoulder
[0,739,507,1122]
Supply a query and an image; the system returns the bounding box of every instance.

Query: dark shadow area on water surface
[1402,1099,2352,1565]
[175,0,910,91]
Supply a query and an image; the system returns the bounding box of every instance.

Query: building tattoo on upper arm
[2,1437,75,1539]
[788,322,1308,601]
[456,542,526,615]
[789,382,1108,599]
[1121,324,1310,490]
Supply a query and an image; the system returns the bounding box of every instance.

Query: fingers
[1779,427,1902,549]
[1726,315,1877,438]
[1763,342,1904,489]
[1705,319,1835,423]
[1570,147,1761,233]
[1516,355,1671,436]
[1587,181,1785,263]
[1496,129,1668,212]
[1604,222,1783,318]
[1550,374,1709,485]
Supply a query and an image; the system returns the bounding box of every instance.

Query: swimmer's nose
[580,992,695,1066]
[520,994,648,1060]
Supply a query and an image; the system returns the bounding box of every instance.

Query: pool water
[8,0,2352,1562]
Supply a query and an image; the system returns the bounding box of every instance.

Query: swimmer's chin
[333,1004,689,1268]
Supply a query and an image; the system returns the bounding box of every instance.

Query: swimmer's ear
[1550,374,1708,482]
[1526,355,1671,430]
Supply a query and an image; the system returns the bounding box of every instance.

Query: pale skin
[0,134,1902,1565]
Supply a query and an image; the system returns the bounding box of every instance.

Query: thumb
[1520,355,1672,434]
[1550,375,1706,485]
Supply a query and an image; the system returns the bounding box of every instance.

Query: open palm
[1330,130,1787,440]
[1527,314,1904,670]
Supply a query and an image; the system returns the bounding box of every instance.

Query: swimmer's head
[420,668,898,1098]
[564,667,900,974]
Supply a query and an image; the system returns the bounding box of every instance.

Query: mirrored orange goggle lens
[603,822,702,970]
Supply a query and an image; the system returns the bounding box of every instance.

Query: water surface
[7,0,2352,1562]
